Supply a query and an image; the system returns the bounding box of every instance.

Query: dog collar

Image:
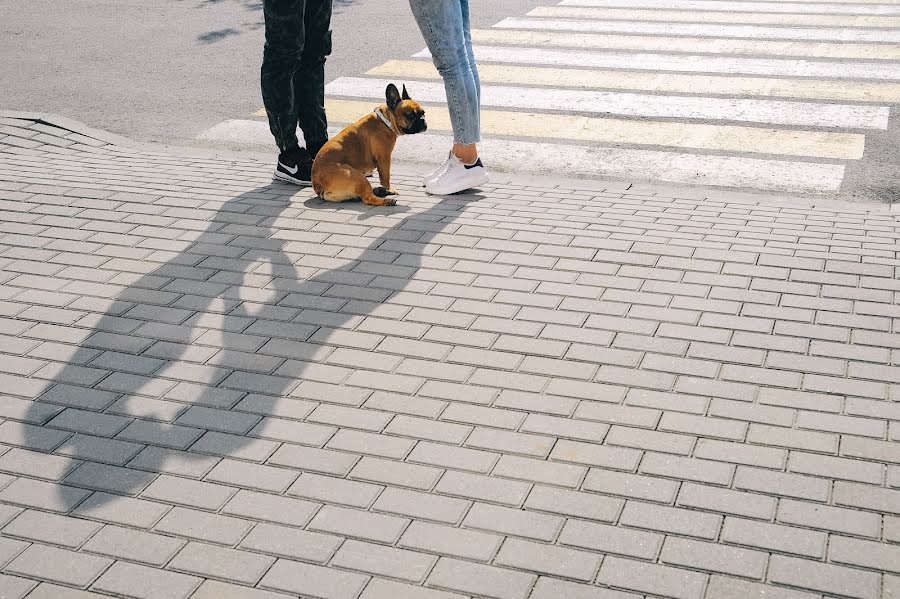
[374,108,397,136]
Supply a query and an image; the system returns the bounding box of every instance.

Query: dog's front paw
[373,186,398,198]
[384,197,397,206]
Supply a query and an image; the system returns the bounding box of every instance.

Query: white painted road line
[197,119,846,194]
[368,59,900,102]
[495,16,900,42]
[530,6,900,27]
[561,0,900,15]
[414,45,900,80]
[326,76,890,129]
[472,27,900,60]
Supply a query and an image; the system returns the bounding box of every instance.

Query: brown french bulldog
[312,83,427,207]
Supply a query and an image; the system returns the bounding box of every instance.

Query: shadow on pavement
[25,178,476,510]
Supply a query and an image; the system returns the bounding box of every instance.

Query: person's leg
[294,0,333,159]
[261,0,306,153]
[408,0,480,151]
[456,0,480,163]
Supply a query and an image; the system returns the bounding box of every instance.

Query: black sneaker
[274,148,313,185]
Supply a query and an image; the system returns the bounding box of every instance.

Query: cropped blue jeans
[408,0,481,145]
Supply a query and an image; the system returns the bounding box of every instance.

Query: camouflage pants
[261,0,333,156]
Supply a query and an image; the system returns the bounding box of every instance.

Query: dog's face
[385,84,427,135]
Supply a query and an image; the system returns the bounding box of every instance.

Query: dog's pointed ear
[386,84,401,110]
[401,84,410,100]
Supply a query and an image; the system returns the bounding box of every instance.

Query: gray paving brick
[829,534,900,574]
[107,396,186,422]
[746,423,838,454]
[373,486,470,524]
[0,477,91,512]
[558,518,661,560]
[92,561,200,599]
[326,429,415,460]
[385,416,472,445]
[81,524,185,565]
[249,417,335,446]
[694,439,786,470]
[834,481,900,515]
[266,445,356,477]
[524,485,622,523]
[155,505,252,546]
[0,574,37,599]
[640,453,735,486]
[349,456,443,490]
[239,522,341,563]
[0,447,80,480]
[840,435,900,465]
[308,505,409,544]
[461,501,560,542]
[332,539,436,583]
[256,538,358,599]
[788,450,883,484]
[597,556,707,599]
[549,439,641,472]
[703,576,818,599]
[407,441,497,473]
[5,543,112,589]
[0,420,70,452]
[2,509,100,548]
[204,458,297,493]
[768,555,879,599]
[528,576,640,599]
[359,578,466,599]
[117,419,204,450]
[434,470,531,507]
[660,536,767,579]
[141,474,236,510]
[64,461,157,495]
[625,388,708,415]
[676,481,775,520]
[168,540,276,586]
[221,488,319,527]
[495,536,600,581]
[72,491,169,528]
[722,516,826,558]
[621,500,722,539]
[427,557,536,599]
[583,468,678,503]
[287,472,382,508]
[465,428,554,458]
[190,580,296,599]
[605,425,695,455]
[734,466,832,502]
[492,454,587,488]
[128,446,219,478]
[0,534,28,567]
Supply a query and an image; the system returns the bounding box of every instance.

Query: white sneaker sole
[274,169,311,186]
[425,171,490,195]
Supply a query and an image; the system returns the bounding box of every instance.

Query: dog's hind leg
[353,170,396,206]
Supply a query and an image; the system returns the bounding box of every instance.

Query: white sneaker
[422,151,453,186]
[425,155,489,195]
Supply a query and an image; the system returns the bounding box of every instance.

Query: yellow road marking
[365,59,900,103]
[322,98,864,160]
[471,28,900,60]
[531,5,900,26]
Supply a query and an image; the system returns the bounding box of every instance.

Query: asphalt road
[0,0,544,147]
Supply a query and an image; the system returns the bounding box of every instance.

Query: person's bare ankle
[452,144,478,165]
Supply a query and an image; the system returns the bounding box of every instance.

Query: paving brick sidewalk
[1,113,899,599]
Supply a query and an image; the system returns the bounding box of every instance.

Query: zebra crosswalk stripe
[529,6,900,27]
[471,28,900,60]
[326,76,889,129]
[367,59,900,103]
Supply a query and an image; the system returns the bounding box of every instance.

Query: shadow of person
[23,178,479,512]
